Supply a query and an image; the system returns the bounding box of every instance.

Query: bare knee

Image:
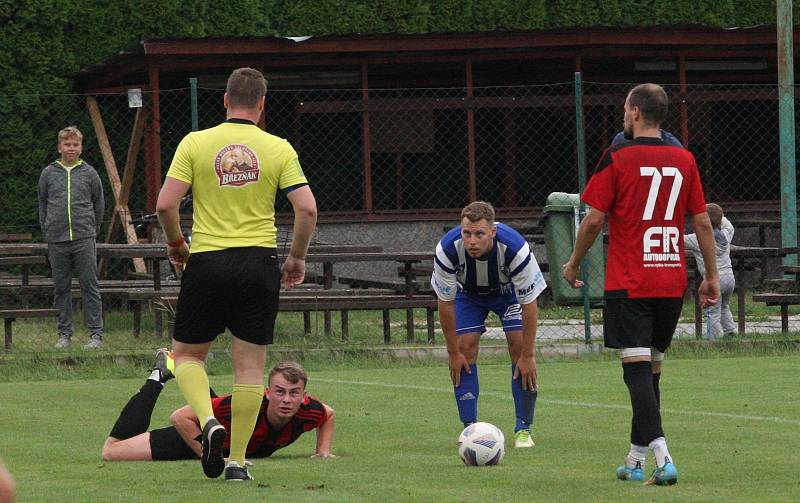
[459,335,480,363]
[101,439,117,462]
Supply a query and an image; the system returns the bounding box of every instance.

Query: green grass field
[1,355,797,502]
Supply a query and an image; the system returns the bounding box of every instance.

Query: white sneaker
[55,335,71,348]
[84,336,103,349]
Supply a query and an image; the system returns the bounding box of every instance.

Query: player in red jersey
[562,83,720,487]
[102,357,336,467]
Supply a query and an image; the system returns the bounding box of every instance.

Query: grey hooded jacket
[685,217,735,278]
[38,160,105,243]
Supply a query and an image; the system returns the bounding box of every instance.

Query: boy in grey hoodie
[685,203,736,339]
[38,126,105,348]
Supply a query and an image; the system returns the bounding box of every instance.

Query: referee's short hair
[461,201,495,224]
[226,67,268,109]
[268,361,308,388]
[627,83,668,127]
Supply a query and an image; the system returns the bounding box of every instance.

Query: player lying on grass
[102,352,336,464]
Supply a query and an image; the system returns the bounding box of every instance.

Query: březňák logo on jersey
[215,144,259,187]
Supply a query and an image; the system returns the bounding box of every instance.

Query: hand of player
[513,354,537,391]
[281,255,306,290]
[167,241,190,266]
[310,452,337,459]
[698,277,720,308]
[562,261,584,288]
[448,351,470,387]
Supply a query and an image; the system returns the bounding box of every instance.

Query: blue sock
[512,363,538,432]
[454,364,478,426]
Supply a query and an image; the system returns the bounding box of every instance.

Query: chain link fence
[1,81,797,351]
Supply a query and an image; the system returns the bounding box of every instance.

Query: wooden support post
[147,67,162,213]
[781,305,789,333]
[4,319,12,350]
[693,273,702,338]
[404,261,415,342]
[361,63,373,212]
[383,309,391,344]
[323,262,333,335]
[341,310,349,341]
[736,257,747,335]
[324,311,332,337]
[132,303,141,338]
[86,97,146,274]
[427,307,435,344]
[406,309,414,342]
[466,59,476,202]
[154,308,163,339]
[303,312,311,335]
[678,54,689,148]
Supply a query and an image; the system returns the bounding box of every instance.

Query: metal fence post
[189,77,199,132]
[777,0,798,267]
[574,72,592,345]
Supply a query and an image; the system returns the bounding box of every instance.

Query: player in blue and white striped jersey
[431,201,546,448]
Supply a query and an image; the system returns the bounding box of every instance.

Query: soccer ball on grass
[457,422,505,466]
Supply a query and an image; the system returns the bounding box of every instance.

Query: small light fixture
[127,88,143,108]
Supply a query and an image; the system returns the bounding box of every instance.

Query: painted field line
[314,378,800,426]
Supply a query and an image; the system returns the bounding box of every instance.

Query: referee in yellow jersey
[156,67,317,482]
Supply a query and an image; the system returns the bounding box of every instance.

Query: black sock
[109,380,163,440]
[622,361,664,446]
[652,372,662,409]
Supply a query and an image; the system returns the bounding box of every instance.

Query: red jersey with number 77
[581,137,707,298]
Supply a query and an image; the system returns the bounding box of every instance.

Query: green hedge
[1,0,790,93]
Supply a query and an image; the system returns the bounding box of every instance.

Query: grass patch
[0,356,797,502]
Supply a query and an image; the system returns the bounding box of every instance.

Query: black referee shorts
[173,247,281,346]
[602,295,683,353]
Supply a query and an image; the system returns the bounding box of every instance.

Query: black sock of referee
[622,361,664,445]
[109,380,163,440]
[652,372,662,409]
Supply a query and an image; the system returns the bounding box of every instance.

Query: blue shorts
[455,291,522,335]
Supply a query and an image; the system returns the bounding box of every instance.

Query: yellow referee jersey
[166,120,308,252]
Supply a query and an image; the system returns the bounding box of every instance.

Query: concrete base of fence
[264,342,606,362]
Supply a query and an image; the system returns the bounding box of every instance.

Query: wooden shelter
[76,26,798,220]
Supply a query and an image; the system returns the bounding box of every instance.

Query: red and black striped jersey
[211,394,327,458]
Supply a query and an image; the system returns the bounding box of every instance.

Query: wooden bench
[151,292,438,343]
[337,275,425,293]
[751,293,800,333]
[0,308,60,350]
[779,265,800,290]
[0,233,33,243]
[0,255,47,285]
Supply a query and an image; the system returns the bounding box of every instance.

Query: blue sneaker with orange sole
[616,461,645,482]
[645,462,678,486]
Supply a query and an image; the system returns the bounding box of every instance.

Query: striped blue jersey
[431,222,546,304]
